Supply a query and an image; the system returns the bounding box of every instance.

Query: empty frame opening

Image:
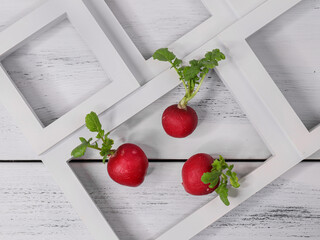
[247,0,320,131]
[2,18,111,127]
[105,0,211,59]
[69,160,265,240]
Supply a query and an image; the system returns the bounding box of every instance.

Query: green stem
[171,62,188,93]
[109,149,116,156]
[181,79,188,93]
[170,60,208,109]
[185,73,207,102]
[188,79,192,96]
[178,97,188,110]
[178,73,207,109]
[88,145,102,151]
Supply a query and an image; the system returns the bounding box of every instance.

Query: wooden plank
[0,162,319,239]
[42,157,119,240]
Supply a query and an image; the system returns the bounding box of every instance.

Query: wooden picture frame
[2,0,317,239]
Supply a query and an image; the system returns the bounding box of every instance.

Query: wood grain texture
[1,1,320,239]
[0,0,320,159]
[247,0,320,131]
[0,162,319,240]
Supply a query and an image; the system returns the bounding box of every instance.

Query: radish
[162,104,198,138]
[182,154,240,206]
[182,153,219,195]
[107,143,148,187]
[71,112,149,187]
[153,48,225,138]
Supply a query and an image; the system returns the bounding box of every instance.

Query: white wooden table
[0,0,320,239]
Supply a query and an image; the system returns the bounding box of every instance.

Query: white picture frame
[1,0,318,239]
[0,0,141,154]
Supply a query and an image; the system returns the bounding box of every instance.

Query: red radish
[71,112,149,187]
[107,143,148,187]
[153,48,225,138]
[162,104,198,138]
[182,154,240,206]
[182,153,219,195]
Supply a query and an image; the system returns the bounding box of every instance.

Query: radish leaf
[201,155,240,206]
[153,48,225,109]
[71,112,115,163]
[215,182,229,206]
[71,137,92,158]
[85,112,102,132]
[153,48,176,62]
[201,171,220,184]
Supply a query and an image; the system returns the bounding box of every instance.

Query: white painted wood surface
[0,0,320,159]
[0,1,319,239]
[0,162,319,240]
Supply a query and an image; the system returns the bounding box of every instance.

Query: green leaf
[215,183,230,206]
[85,112,102,132]
[203,60,218,69]
[205,51,213,60]
[71,137,92,158]
[96,130,105,139]
[189,59,200,67]
[227,170,240,188]
[153,48,176,62]
[204,49,225,65]
[202,170,221,189]
[152,47,226,105]
[79,137,92,144]
[72,112,116,164]
[200,155,240,206]
[201,171,220,184]
[183,65,200,82]
[221,173,228,181]
[105,138,114,146]
[211,156,230,173]
[228,164,234,171]
[212,159,222,171]
[209,179,219,189]
[173,58,182,68]
[100,138,114,156]
[71,142,88,158]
